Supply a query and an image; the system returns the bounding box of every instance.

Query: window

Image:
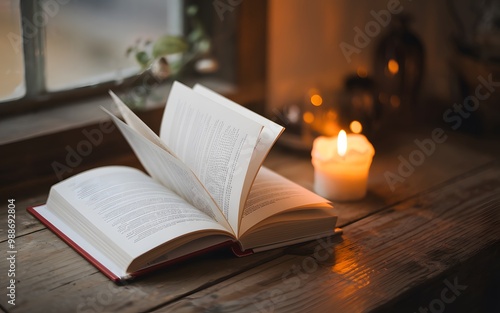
[44,0,182,91]
[0,1,25,102]
[1,0,264,118]
[0,0,182,112]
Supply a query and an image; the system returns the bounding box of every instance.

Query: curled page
[160,82,263,234]
[102,108,232,233]
[192,84,284,219]
[239,167,332,236]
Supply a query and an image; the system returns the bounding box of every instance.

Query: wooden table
[1,127,500,312]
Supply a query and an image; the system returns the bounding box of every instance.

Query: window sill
[1,96,121,145]
[0,77,239,145]
[0,78,266,196]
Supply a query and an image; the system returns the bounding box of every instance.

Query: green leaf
[135,51,150,68]
[152,35,188,59]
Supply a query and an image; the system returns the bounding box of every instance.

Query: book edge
[27,205,236,283]
[27,205,124,283]
[231,227,343,256]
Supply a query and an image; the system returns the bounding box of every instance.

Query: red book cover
[27,205,234,283]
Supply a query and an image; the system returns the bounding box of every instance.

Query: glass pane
[44,0,182,91]
[0,0,25,101]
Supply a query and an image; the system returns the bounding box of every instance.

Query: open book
[28,82,338,282]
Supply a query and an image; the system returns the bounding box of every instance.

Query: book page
[160,82,263,233]
[48,167,232,271]
[108,91,175,156]
[30,204,129,280]
[238,209,337,251]
[193,84,284,215]
[102,109,231,232]
[239,167,332,236]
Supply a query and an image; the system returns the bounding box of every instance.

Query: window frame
[2,0,198,116]
[0,0,267,117]
[0,0,268,194]
[1,0,143,116]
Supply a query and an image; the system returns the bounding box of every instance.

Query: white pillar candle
[311,130,375,201]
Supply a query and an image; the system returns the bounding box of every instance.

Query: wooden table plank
[1,130,499,312]
[0,194,47,239]
[1,128,496,240]
[156,161,500,312]
[0,225,288,312]
[267,128,499,227]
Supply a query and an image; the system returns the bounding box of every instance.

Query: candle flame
[337,130,347,157]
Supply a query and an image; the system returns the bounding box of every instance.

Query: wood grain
[1,129,499,312]
[156,161,500,312]
[267,127,500,227]
[0,227,286,312]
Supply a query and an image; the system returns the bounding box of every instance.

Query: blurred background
[1,0,499,141]
[267,0,500,140]
[0,0,181,99]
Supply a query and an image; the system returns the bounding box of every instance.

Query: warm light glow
[303,111,315,124]
[331,240,370,289]
[337,130,347,157]
[388,59,399,75]
[326,110,338,120]
[390,95,400,108]
[322,110,340,136]
[350,120,363,134]
[357,67,368,78]
[323,121,340,136]
[310,94,323,106]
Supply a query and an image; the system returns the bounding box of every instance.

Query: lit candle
[311,130,375,201]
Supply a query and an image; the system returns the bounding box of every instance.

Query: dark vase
[373,14,425,122]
